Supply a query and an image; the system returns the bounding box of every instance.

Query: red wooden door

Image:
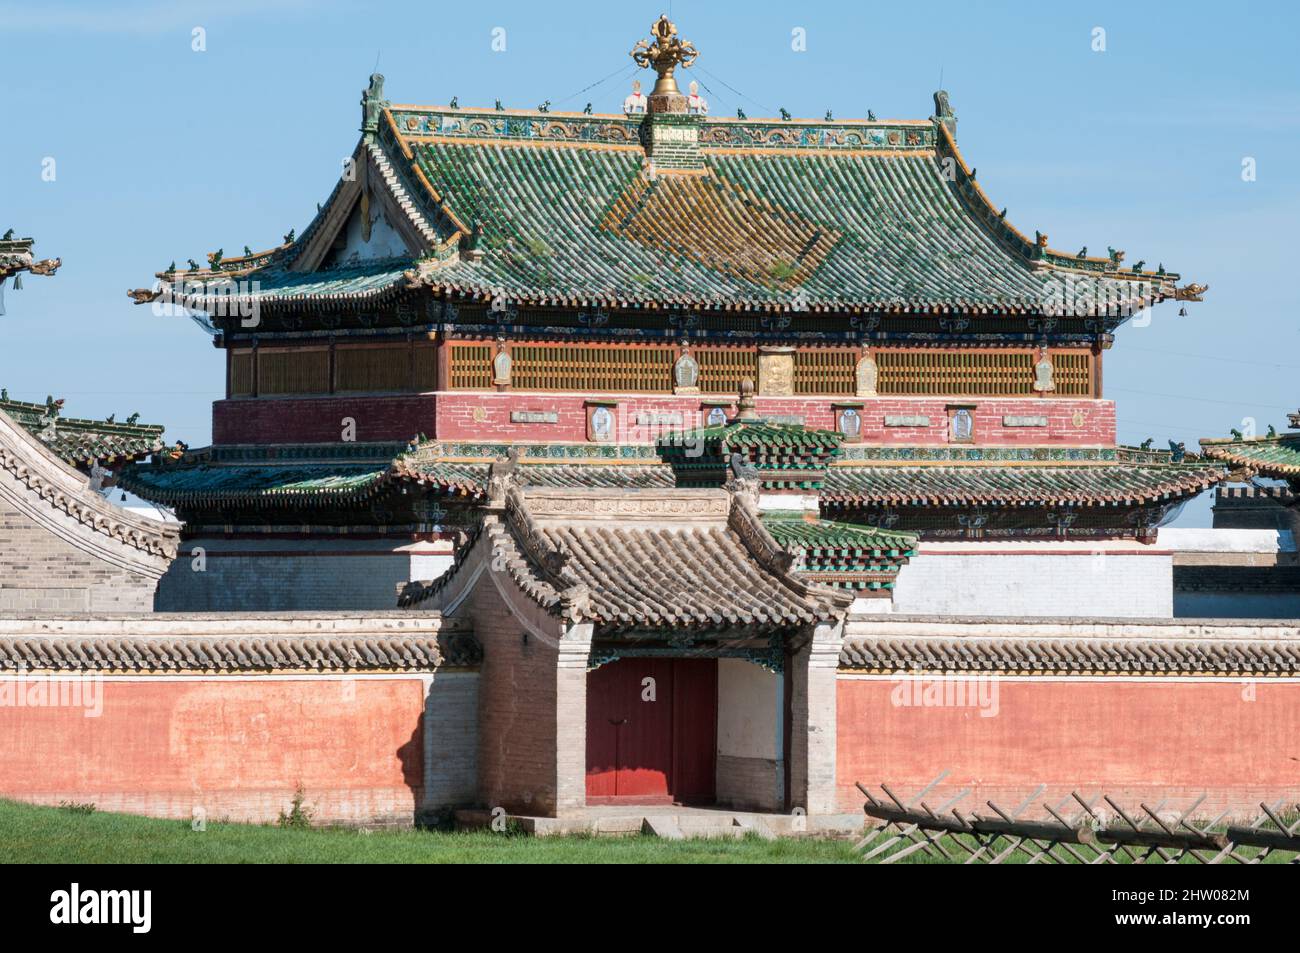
[586,657,717,804]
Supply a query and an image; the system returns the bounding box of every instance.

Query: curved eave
[118,464,486,509]
[1201,436,1300,478]
[417,280,1125,316]
[932,122,1182,295]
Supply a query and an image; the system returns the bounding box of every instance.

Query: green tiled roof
[1201,433,1300,479]
[678,421,843,452]
[0,392,164,468]
[761,512,917,554]
[118,463,391,505]
[822,463,1226,507]
[659,419,842,489]
[160,259,412,309]
[120,448,681,507]
[761,512,915,591]
[146,94,1186,317]
[120,457,489,507]
[401,129,1175,313]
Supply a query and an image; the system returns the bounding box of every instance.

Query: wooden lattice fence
[856,775,1300,864]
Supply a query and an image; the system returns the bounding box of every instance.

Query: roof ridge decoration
[1,234,60,314]
[631,14,699,105]
[726,489,855,610]
[0,234,61,282]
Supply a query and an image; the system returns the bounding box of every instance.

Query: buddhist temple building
[125,14,1223,620]
[67,17,1300,827]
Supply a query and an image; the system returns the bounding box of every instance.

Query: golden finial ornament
[630,14,699,97]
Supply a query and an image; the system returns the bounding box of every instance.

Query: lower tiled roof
[1201,433,1300,479]
[123,442,1229,515]
[823,462,1226,507]
[762,512,916,591]
[118,463,391,505]
[537,523,828,630]
[120,459,488,506]
[761,512,917,554]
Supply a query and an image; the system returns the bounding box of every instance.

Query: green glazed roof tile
[822,463,1227,507]
[1201,433,1300,478]
[0,392,165,467]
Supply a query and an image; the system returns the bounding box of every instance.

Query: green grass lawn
[0,799,860,864]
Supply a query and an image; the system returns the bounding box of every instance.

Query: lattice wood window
[795,349,857,395]
[447,344,493,390]
[336,345,411,393]
[229,350,254,397]
[696,348,759,394]
[511,344,674,392]
[257,348,330,396]
[1050,351,1092,396]
[876,350,1035,396]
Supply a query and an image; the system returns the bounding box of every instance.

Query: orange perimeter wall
[837,676,1300,817]
[0,677,428,825]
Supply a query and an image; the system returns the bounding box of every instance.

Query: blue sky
[2,0,1297,525]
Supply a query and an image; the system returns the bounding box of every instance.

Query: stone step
[640,816,686,839]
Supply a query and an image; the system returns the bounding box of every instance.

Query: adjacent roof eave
[1200,433,1300,479]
